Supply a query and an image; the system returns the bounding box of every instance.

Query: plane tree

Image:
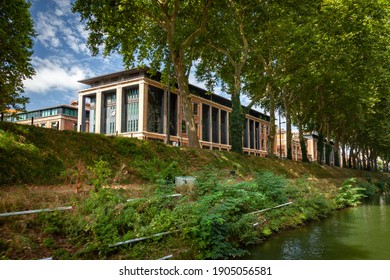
[72,0,213,148]
[0,0,36,118]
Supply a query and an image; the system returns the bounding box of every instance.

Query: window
[202,104,210,142]
[221,110,227,144]
[193,103,198,115]
[124,87,139,132]
[51,122,58,129]
[104,92,116,134]
[147,86,164,134]
[181,120,187,133]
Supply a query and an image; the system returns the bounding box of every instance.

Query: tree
[195,0,260,153]
[0,0,36,116]
[72,0,213,148]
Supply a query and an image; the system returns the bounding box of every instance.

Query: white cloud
[24,57,92,94]
[34,3,90,56]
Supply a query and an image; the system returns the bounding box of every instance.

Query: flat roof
[78,67,149,85]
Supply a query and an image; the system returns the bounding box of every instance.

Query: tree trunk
[298,119,309,162]
[317,133,324,164]
[267,82,276,157]
[171,50,200,149]
[230,92,243,153]
[285,103,292,160]
[342,142,347,168]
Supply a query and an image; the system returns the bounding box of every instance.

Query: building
[274,129,319,162]
[4,103,86,131]
[77,68,271,155]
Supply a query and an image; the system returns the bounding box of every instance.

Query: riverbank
[1,123,389,259]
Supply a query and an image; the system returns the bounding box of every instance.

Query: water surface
[242,192,390,260]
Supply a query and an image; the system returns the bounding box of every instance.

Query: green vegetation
[0,122,389,259]
[0,0,36,114]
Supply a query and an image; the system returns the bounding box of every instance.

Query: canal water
[242,192,390,260]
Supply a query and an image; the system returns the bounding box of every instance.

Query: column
[227,111,230,146]
[218,108,221,144]
[95,91,103,134]
[77,94,86,132]
[247,118,250,148]
[116,87,123,134]
[139,82,145,132]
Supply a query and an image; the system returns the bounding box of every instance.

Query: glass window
[193,103,198,115]
[51,122,58,129]
[124,87,139,132]
[147,86,164,134]
[181,120,186,133]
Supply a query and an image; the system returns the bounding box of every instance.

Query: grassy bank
[1,122,389,259]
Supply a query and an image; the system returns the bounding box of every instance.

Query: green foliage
[87,159,112,191]
[172,170,288,259]
[334,178,366,208]
[253,171,288,204]
[0,0,36,113]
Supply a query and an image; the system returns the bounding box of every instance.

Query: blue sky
[24,0,256,114]
[24,0,125,110]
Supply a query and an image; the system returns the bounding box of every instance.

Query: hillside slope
[1,122,388,187]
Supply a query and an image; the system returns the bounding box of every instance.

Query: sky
[24,0,243,111]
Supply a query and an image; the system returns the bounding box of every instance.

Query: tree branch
[181,0,212,49]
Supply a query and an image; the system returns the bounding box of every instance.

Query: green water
[242,192,390,260]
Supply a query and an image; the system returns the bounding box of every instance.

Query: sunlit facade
[77,68,271,155]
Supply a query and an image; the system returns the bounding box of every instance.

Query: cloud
[34,2,90,55]
[24,57,93,94]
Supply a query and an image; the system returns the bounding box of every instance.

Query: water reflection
[240,192,390,260]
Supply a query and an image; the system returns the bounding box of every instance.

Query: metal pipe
[0,206,73,217]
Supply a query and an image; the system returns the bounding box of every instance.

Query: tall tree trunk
[298,119,309,162]
[230,92,243,153]
[317,133,324,165]
[267,82,276,157]
[342,142,347,168]
[172,50,200,148]
[286,110,292,160]
[348,145,353,168]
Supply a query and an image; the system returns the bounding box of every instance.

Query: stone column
[77,94,86,132]
[139,82,145,133]
[95,91,103,134]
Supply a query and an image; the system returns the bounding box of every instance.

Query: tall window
[104,92,116,134]
[124,87,139,132]
[212,107,219,143]
[89,96,96,133]
[221,110,227,144]
[202,104,210,142]
[147,86,164,134]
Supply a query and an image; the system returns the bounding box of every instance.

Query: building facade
[77,68,271,155]
[274,129,320,162]
[4,103,85,131]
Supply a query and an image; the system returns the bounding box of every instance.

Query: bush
[334,178,366,208]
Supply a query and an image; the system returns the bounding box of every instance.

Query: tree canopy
[73,0,389,170]
[0,0,36,115]
[73,0,214,148]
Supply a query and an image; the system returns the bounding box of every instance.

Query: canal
[241,192,390,260]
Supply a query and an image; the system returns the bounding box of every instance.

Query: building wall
[5,106,86,132]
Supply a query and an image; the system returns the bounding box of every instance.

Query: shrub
[334,178,366,208]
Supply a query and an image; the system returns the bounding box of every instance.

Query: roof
[78,67,150,85]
